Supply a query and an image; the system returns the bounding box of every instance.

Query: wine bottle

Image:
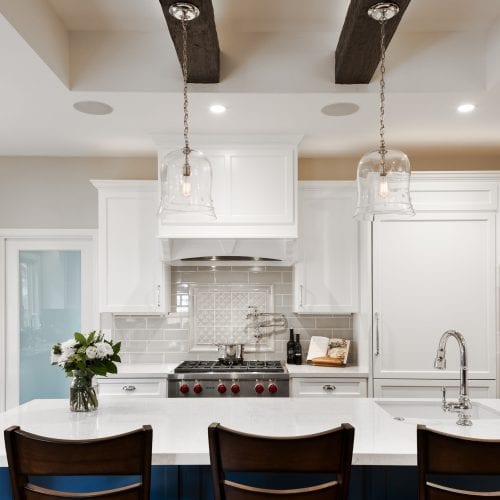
[294,333,303,365]
[286,329,296,364]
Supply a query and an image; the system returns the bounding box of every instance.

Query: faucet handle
[441,386,447,409]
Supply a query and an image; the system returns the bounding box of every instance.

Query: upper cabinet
[92,180,168,314]
[293,182,359,314]
[156,135,300,238]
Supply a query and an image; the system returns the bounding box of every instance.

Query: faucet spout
[434,330,472,425]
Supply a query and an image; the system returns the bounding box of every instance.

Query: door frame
[0,229,97,411]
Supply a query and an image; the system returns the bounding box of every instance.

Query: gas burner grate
[174,360,285,374]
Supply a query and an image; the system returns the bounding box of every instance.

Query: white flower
[95,342,113,359]
[61,338,77,351]
[86,345,98,360]
[50,352,61,364]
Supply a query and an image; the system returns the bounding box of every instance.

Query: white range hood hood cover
[161,238,297,264]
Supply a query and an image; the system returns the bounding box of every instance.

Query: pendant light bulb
[182,176,191,197]
[354,3,414,221]
[158,3,216,220]
[378,173,389,198]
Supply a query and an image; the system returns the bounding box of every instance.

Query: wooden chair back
[417,424,500,499]
[208,422,354,500]
[4,425,152,500]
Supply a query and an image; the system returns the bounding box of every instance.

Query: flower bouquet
[51,331,121,412]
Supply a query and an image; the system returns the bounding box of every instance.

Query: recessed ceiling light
[209,104,227,114]
[321,102,359,116]
[73,101,113,115]
[457,103,476,113]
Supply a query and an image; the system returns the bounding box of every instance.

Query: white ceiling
[1,0,500,157]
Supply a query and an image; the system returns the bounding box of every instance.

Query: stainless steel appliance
[168,360,289,397]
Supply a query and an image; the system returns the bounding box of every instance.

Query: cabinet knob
[122,385,136,392]
[323,384,336,392]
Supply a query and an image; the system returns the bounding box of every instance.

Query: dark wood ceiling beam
[159,0,220,83]
[335,0,411,84]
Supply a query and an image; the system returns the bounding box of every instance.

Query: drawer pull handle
[122,385,137,392]
[323,384,336,392]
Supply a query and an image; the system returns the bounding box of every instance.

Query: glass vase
[70,370,98,412]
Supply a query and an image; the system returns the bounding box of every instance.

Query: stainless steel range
[168,360,289,397]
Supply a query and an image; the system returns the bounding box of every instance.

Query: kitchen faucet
[434,330,472,426]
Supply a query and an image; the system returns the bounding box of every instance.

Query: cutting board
[310,357,346,367]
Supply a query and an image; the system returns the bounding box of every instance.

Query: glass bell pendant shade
[158,148,216,221]
[354,148,414,221]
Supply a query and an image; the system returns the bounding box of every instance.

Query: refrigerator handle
[374,312,380,356]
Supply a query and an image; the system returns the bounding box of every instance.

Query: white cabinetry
[92,181,167,314]
[291,377,367,397]
[374,379,496,398]
[98,377,167,398]
[294,182,359,314]
[371,174,498,395]
[157,136,300,238]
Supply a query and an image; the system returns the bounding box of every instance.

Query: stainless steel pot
[217,343,244,362]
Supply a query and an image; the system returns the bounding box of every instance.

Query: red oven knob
[255,383,265,394]
[193,383,203,394]
[179,383,189,394]
[231,383,240,394]
[217,383,227,394]
[268,383,278,394]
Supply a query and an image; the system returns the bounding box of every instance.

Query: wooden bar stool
[4,425,152,499]
[208,422,354,500]
[417,424,500,499]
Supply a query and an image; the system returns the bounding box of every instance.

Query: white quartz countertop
[286,364,369,378]
[1,398,500,467]
[100,363,369,379]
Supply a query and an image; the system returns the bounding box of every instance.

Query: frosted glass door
[19,251,81,403]
[5,238,95,409]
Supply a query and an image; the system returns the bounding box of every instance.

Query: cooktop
[174,360,285,374]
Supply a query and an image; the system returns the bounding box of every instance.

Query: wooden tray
[310,356,346,367]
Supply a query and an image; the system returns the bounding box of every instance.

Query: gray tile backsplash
[111,266,354,364]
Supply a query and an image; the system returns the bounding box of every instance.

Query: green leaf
[112,342,121,354]
[105,360,118,374]
[74,332,86,346]
[87,331,96,344]
[90,364,107,376]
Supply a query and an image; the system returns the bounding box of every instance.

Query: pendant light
[158,2,216,220]
[354,3,414,221]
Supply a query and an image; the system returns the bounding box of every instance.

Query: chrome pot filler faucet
[434,330,473,426]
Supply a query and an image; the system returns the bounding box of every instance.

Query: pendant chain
[181,15,190,176]
[378,11,387,174]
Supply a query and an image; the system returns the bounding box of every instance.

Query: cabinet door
[374,379,497,398]
[158,146,297,238]
[94,181,167,313]
[4,237,96,410]
[373,213,496,380]
[291,377,367,397]
[294,183,359,313]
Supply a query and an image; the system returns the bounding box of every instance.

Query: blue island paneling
[0,466,421,500]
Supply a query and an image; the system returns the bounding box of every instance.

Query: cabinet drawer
[97,378,167,398]
[291,378,367,397]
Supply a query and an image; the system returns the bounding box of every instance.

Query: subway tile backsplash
[110,266,354,364]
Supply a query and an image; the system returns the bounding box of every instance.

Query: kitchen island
[1,397,499,499]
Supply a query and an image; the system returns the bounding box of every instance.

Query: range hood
[160,238,297,265]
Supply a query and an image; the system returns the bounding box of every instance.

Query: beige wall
[0,157,156,228]
[299,153,500,180]
[1,152,499,228]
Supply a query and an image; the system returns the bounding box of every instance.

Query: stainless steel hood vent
[161,238,296,264]
[180,256,281,262]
